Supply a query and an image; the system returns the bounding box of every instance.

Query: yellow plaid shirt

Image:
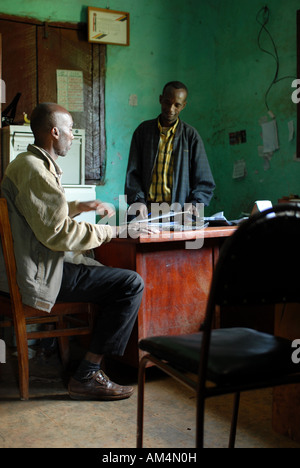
[148,119,179,203]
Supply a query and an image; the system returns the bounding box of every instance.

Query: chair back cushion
[212,204,300,308]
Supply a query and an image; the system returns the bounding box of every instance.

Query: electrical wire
[256,5,296,111]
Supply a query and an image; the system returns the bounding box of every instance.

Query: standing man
[0,102,144,401]
[125,81,215,219]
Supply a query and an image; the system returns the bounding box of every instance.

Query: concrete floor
[1,342,300,449]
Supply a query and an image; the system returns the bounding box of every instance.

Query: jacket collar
[27,144,63,178]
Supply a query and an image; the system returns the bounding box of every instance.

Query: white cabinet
[64,185,96,224]
[1,125,85,185]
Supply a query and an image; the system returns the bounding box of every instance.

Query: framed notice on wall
[87,7,129,46]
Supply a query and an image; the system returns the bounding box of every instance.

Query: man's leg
[56,262,144,400]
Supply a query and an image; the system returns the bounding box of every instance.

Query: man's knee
[129,271,144,295]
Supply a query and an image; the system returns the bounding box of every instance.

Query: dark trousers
[56,262,144,356]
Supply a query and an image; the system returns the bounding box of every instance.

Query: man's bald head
[30,102,74,160]
[30,103,71,138]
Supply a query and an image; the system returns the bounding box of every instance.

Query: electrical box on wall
[229,130,247,145]
[1,125,85,185]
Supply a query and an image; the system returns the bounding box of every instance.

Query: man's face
[54,112,74,157]
[159,86,187,127]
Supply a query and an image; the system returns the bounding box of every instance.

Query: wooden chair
[137,204,300,448]
[0,197,95,400]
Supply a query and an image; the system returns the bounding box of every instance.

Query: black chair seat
[139,327,296,385]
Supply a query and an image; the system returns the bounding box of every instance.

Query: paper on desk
[204,211,226,220]
[204,212,227,222]
[147,220,208,231]
[204,212,247,226]
[124,211,190,224]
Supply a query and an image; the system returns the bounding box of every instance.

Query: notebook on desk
[204,202,273,227]
[204,212,246,227]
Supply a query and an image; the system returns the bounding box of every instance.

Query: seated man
[125,81,215,219]
[0,102,146,401]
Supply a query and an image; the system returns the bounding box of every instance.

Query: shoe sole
[68,390,134,401]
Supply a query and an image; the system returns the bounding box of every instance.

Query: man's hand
[77,200,115,218]
[113,223,159,238]
[185,203,200,217]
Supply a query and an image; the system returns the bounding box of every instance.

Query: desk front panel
[94,231,233,367]
[135,240,213,339]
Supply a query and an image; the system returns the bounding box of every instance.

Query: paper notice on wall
[56,70,84,112]
[233,159,246,179]
[261,119,279,153]
[258,145,273,170]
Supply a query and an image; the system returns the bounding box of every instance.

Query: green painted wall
[208,0,299,219]
[0,0,299,220]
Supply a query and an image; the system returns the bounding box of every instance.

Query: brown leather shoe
[68,370,134,401]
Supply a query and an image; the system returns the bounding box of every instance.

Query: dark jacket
[125,117,215,209]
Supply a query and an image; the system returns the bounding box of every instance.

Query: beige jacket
[0,144,112,312]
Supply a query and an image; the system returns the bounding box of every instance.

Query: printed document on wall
[56,70,84,112]
[261,119,279,153]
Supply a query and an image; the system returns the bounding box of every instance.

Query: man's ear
[51,126,59,139]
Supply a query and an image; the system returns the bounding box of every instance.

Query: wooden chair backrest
[0,197,24,309]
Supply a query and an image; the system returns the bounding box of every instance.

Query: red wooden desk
[94,226,236,367]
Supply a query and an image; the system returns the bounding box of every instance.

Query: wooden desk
[94,226,236,367]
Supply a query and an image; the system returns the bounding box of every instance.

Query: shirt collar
[158,117,179,136]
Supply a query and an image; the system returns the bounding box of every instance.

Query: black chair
[137,204,300,448]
